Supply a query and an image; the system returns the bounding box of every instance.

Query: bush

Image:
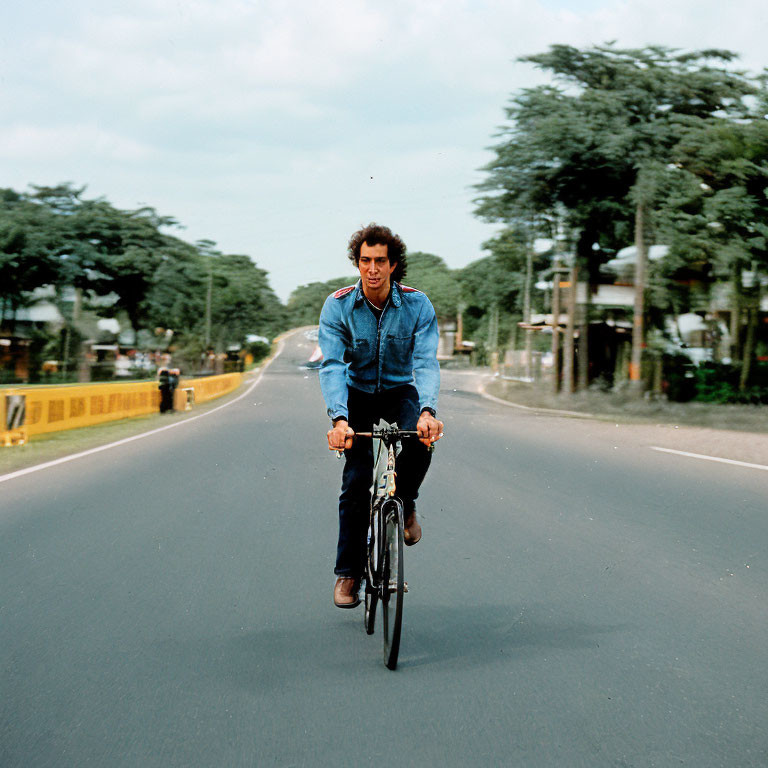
[693,362,768,404]
[662,354,697,402]
[246,341,271,365]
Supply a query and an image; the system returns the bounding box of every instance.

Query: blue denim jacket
[318,280,440,420]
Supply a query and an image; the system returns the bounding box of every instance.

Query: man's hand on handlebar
[327,419,355,452]
[416,410,444,448]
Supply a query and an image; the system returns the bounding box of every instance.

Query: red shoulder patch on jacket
[400,284,421,293]
[333,285,355,299]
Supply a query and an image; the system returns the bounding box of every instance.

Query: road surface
[2,330,767,767]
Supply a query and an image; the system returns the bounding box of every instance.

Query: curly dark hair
[347,223,407,283]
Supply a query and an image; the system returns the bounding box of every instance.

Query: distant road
[2,330,766,767]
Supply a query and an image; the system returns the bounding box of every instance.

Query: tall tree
[286,276,357,328]
[476,44,757,391]
[401,252,461,320]
[0,188,63,331]
[660,112,768,387]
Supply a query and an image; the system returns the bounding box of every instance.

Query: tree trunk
[730,266,742,363]
[575,228,595,393]
[562,264,578,395]
[205,258,213,348]
[578,277,590,391]
[652,355,663,395]
[9,301,18,336]
[455,305,464,352]
[739,307,757,392]
[62,324,71,379]
[488,304,499,373]
[630,200,647,392]
[507,321,517,379]
[551,261,561,395]
[523,239,534,380]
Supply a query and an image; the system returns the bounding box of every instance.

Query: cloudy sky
[1,0,765,300]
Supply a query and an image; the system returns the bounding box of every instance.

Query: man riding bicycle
[319,223,444,608]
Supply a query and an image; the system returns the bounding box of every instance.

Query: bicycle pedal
[389,581,409,593]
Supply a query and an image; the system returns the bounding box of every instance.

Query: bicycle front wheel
[364,504,382,635]
[364,584,378,635]
[381,500,404,670]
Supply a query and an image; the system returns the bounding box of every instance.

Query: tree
[1,182,290,382]
[23,184,179,344]
[73,201,175,343]
[400,252,461,319]
[456,246,522,354]
[144,238,208,342]
[476,44,758,391]
[209,253,267,347]
[0,189,63,331]
[659,111,768,388]
[286,276,357,328]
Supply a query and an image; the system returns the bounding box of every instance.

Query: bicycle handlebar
[354,429,420,438]
[333,427,441,458]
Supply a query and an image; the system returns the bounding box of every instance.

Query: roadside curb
[478,377,599,420]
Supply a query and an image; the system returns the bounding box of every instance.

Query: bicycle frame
[366,432,403,589]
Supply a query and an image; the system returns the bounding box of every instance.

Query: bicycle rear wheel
[381,500,404,670]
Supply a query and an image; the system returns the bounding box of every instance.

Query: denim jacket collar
[353,279,403,308]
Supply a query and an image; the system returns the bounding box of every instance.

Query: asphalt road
[2,330,767,767]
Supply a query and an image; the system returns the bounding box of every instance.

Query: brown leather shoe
[403,510,422,546]
[333,577,361,608]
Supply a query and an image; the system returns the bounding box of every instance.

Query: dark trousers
[335,385,432,578]
[159,385,174,412]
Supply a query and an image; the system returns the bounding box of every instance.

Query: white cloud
[35,0,387,101]
[0,124,155,162]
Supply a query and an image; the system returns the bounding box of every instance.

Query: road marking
[0,337,286,485]
[651,446,768,472]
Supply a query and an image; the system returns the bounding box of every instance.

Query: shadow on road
[397,603,630,670]
[173,603,630,691]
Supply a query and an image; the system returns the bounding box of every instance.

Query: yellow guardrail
[180,372,243,405]
[1,372,244,445]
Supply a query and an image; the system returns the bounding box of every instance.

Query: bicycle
[335,422,418,669]
[362,423,422,670]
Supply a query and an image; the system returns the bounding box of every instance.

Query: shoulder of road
[457,369,768,470]
[436,364,768,470]
[479,373,768,432]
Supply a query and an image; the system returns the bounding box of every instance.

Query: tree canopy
[0,183,285,370]
[474,43,768,393]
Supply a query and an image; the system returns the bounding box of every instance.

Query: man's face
[358,242,396,294]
